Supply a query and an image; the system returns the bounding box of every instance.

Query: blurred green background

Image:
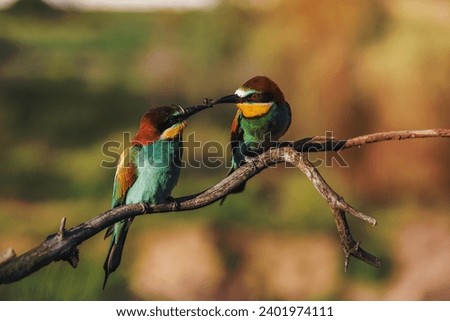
[0,0,449,300]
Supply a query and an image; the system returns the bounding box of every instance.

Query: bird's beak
[177,103,213,121]
[212,94,243,105]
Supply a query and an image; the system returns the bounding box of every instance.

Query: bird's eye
[251,93,259,100]
[167,116,176,126]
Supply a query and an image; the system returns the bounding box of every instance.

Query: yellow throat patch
[161,121,186,140]
[236,102,273,118]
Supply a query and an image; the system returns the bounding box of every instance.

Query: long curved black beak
[177,103,212,121]
[212,94,243,105]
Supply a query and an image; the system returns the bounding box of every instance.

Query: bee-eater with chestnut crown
[103,103,210,288]
[214,76,291,203]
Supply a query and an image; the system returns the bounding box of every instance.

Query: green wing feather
[103,145,141,288]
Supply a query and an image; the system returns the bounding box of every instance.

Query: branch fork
[0,128,448,284]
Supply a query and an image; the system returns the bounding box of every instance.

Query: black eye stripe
[167,116,176,126]
[246,92,273,103]
[156,123,166,133]
[158,117,178,133]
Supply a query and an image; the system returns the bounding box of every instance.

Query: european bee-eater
[103,103,210,288]
[214,76,291,203]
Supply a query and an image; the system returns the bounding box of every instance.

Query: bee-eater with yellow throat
[103,103,210,288]
[214,76,291,203]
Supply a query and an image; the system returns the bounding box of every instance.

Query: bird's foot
[167,196,180,211]
[139,203,148,213]
[244,155,259,171]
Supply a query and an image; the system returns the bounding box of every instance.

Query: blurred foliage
[0,0,449,300]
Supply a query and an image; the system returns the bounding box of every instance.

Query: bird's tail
[102,217,134,289]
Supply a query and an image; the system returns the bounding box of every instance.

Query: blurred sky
[0,0,219,10]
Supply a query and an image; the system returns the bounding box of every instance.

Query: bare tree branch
[294,128,450,152]
[0,128,448,284]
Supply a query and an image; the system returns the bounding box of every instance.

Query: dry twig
[0,128,448,284]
